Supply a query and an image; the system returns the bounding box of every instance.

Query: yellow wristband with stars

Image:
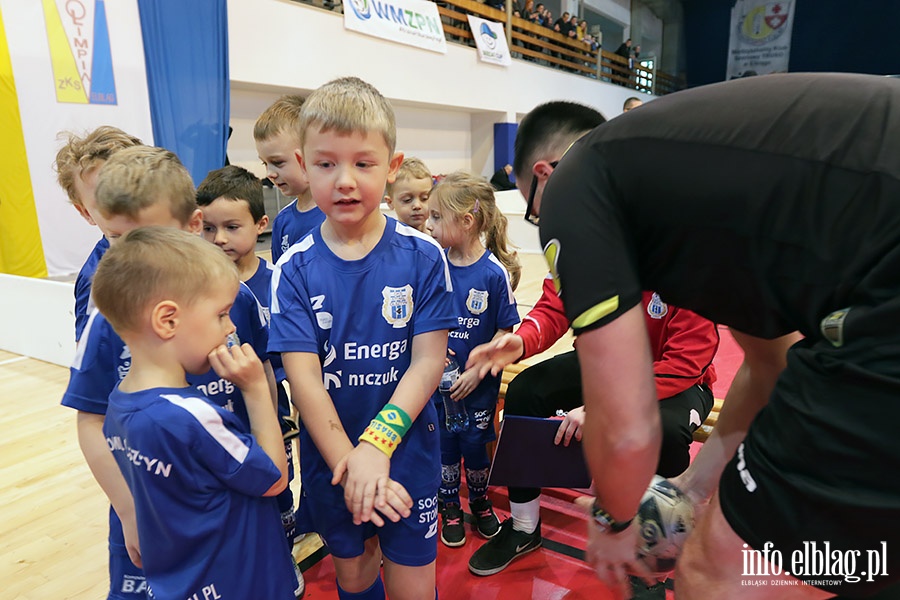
[358,404,412,458]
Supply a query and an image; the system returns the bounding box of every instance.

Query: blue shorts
[435,398,497,446]
[316,491,439,567]
[108,508,147,599]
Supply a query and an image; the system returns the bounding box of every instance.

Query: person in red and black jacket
[466,272,718,580]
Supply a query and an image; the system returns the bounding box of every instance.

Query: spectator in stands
[528,3,544,25]
[542,8,553,27]
[554,11,570,34]
[615,38,632,60]
[486,0,506,11]
[583,33,600,53]
[577,19,588,41]
[623,97,644,112]
[567,15,580,40]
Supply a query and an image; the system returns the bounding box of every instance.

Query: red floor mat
[299,488,674,599]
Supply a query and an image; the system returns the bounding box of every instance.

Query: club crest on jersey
[281,234,290,254]
[647,293,668,319]
[382,285,414,328]
[466,289,489,315]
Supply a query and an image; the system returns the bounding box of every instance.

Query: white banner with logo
[726,0,795,80]
[466,15,511,67]
[1,0,154,276]
[343,0,447,54]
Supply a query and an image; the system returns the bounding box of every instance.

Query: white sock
[509,498,540,534]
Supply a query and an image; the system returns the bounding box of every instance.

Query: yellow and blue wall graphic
[0,0,154,278]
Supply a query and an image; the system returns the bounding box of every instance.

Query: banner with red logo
[726,0,795,80]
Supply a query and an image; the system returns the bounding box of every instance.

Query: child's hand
[331,443,412,526]
[449,367,483,400]
[208,343,266,392]
[554,405,585,446]
[466,333,525,378]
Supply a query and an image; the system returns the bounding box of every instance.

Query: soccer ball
[634,475,694,578]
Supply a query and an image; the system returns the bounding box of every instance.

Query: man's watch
[590,500,634,534]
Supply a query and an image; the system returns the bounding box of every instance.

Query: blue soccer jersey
[270,200,326,263]
[63,282,268,426]
[269,217,456,501]
[243,258,276,327]
[439,250,520,412]
[103,386,296,599]
[74,236,109,341]
[243,258,287,380]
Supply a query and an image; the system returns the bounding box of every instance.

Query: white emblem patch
[381,285,414,328]
[647,292,668,319]
[466,289,489,315]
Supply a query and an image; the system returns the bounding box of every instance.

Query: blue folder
[488,415,592,489]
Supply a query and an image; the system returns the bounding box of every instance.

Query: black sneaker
[440,504,466,547]
[629,575,665,600]
[468,519,542,576]
[469,497,501,538]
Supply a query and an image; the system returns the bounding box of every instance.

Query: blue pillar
[493,122,517,181]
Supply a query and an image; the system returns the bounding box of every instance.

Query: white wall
[582,0,631,27]
[0,275,75,367]
[227,0,643,177]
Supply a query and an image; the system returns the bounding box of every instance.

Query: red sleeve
[516,275,572,359]
[643,292,719,400]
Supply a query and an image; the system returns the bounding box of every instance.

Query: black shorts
[719,300,900,597]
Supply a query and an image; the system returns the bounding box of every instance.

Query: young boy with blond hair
[254,94,325,262]
[384,156,433,232]
[196,165,303,553]
[53,126,142,341]
[61,146,299,599]
[269,77,455,600]
[92,227,296,600]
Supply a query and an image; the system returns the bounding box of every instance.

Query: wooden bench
[496,363,722,444]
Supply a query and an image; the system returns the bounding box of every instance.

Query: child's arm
[333,329,448,526]
[209,343,287,496]
[282,351,414,527]
[450,327,514,401]
[263,359,279,410]
[76,411,142,567]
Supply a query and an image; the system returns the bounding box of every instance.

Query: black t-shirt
[539,73,900,339]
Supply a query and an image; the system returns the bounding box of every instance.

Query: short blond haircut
[299,77,396,154]
[54,126,143,206]
[386,157,433,197]
[92,227,238,335]
[253,94,304,143]
[429,171,521,290]
[94,146,197,224]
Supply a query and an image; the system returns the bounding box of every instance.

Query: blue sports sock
[337,575,385,600]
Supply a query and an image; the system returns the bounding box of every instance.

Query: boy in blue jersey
[92,227,296,600]
[53,126,142,341]
[254,94,326,263]
[384,157,433,233]
[196,165,305,556]
[269,77,456,600]
[61,146,298,599]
